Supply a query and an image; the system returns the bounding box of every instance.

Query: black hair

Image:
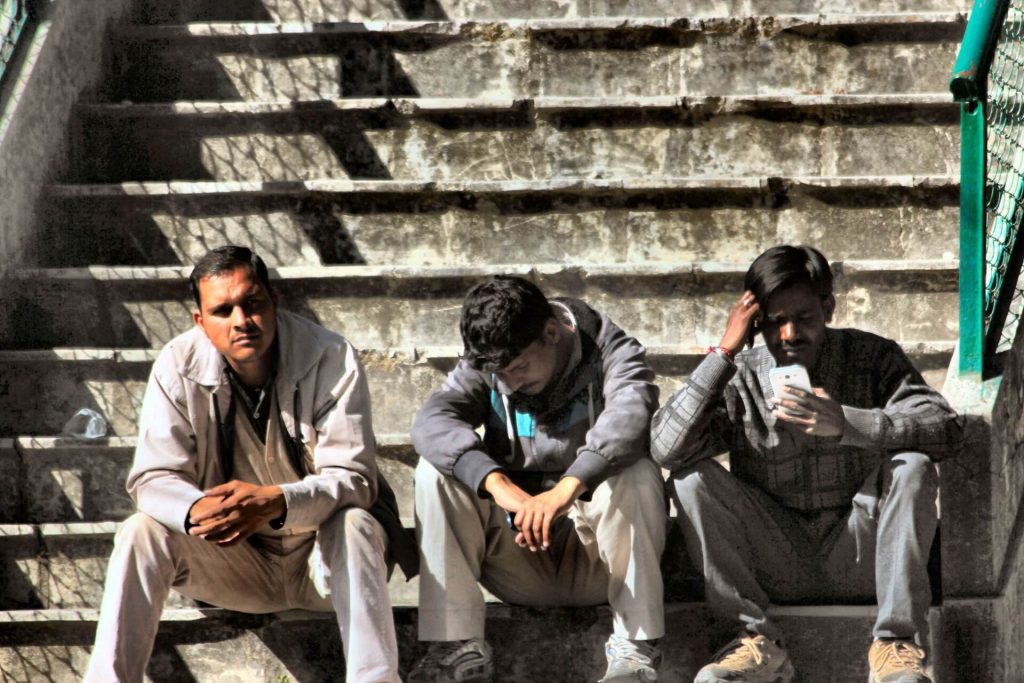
[189,245,272,309]
[460,275,555,371]
[744,245,833,305]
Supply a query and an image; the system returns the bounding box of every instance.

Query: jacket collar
[180,310,322,389]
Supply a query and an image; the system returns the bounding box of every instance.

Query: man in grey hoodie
[410,275,666,683]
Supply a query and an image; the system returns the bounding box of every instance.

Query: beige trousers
[85,508,400,683]
[415,457,666,642]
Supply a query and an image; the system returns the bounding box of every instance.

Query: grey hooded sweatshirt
[413,298,659,497]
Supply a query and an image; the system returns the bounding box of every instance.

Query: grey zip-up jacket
[413,299,659,496]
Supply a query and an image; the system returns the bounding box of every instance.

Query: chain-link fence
[983,1,1024,355]
[0,0,28,87]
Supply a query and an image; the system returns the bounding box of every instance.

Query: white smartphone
[769,364,812,398]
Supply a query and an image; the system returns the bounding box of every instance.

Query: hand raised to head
[719,291,760,355]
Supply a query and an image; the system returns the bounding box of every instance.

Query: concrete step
[0,435,418,524]
[0,259,958,351]
[40,175,959,268]
[0,522,418,611]
[133,0,975,24]
[0,341,953,437]
[109,15,965,101]
[0,602,989,682]
[72,94,959,183]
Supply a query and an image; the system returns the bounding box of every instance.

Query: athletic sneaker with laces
[695,634,795,683]
[408,638,494,683]
[868,639,932,683]
[598,634,661,682]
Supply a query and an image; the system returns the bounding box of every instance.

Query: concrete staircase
[0,0,991,680]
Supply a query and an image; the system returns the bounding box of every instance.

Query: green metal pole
[951,0,1006,100]
[959,100,986,377]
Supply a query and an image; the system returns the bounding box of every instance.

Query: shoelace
[718,637,765,668]
[420,641,468,667]
[606,636,657,665]
[872,641,925,672]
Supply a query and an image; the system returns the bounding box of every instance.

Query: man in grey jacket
[85,246,414,683]
[409,275,666,683]
[652,246,963,683]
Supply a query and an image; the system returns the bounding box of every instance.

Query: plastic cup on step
[62,408,109,440]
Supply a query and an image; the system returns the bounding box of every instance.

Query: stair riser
[134,0,974,23]
[0,349,951,438]
[0,355,452,439]
[77,114,959,182]
[42,188,961,268]
[0,531,420,607]
[1,270,959,351]
[114,31,961,101]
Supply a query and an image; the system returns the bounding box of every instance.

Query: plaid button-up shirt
[651,327,964,511]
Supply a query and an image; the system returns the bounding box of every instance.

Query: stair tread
[79,92,957,117]
[0,340,958,362]
[114,12,967,39]
[49,174,960,199]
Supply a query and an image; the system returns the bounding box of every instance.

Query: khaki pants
[415,458,666,642]
[85,508,400,683]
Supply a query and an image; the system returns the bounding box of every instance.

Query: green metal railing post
[951,0,1005,100]
[959,100,986,377]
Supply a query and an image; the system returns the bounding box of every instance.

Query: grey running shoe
[868,639,932,683]
[598,634,661,682]
[695,634,794,683]
[408,638,493,683]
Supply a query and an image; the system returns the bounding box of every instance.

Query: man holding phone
[651,245,963,683]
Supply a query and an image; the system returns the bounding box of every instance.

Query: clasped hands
[484,471,586,552]
[187,480,286,546]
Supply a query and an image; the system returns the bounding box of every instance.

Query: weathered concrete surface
[0,350,151,438]
[0,0,135,281]
[111,17,964,101]
[76,104,959,182]
[39,178,960,268]
[136,0,975,23]
[0,262,959,351]
[15,439,136,524]
[0,441,19,522]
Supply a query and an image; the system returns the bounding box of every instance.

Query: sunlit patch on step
[153,212,322,267]
[48,471,84,521]
[217,54,342,102]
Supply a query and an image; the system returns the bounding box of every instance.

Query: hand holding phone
[769,364,812,399]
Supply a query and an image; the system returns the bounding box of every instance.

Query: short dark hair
[744,245,833,304]
[189,245,272,309]
[460,275,555,371]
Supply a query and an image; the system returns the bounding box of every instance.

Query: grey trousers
[85,508,400,683]
[670,452,938,645]
[415,458,667,642]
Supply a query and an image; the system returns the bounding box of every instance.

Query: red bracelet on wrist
[707,345,735,361]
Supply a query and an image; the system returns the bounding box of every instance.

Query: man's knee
[670,459,730,513]
[888,452,938,498]
[321,507,385,550]
[114,512,175,554]
[415,458,454,496]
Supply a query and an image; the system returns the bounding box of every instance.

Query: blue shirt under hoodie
[413,298,659,497]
